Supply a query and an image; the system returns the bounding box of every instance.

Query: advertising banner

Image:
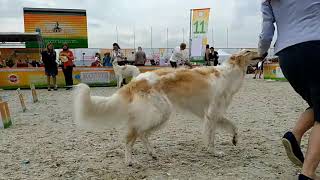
[80,71,113,84]
[0,67,161,89]
[73,48,100,66]
[24,8,88,48]
[263,63,286,81]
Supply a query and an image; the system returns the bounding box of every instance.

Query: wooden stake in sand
[0,101,12,129]
[17,88,27,112]
[30,84,38,103]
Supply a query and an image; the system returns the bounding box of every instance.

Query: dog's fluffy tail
[73,83,128,129]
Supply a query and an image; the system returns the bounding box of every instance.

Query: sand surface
[0,76,319,180]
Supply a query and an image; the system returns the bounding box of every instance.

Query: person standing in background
[111,43,127,84]
[41,43,58,91]
[258,0,320,179]
[253,59,265,79]
[111,43,125,65]
[204,44,210,66]
[103,52,112,67]
[135,47,146,66]
[59,43,74,90]
[169,43,191,68]
[91,52,102,67]
[209,47,219,66]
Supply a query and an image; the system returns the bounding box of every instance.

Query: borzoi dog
[73,50,260,166]
[112,60,140,88]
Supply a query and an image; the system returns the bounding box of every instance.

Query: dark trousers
[170,61,177,68]
[62,66,73,87]
[117,61,126,66]
[277,40,320,122]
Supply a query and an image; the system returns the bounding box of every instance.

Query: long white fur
[73,49,259,166]
[112,61,140,88]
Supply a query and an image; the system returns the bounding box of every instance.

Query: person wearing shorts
[41,43,58,91]
[258,1,320,179]
[253,60,265,79]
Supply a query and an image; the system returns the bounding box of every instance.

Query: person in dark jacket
[41,43,58,91]
[209,47,219,66]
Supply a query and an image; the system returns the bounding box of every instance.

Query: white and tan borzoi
[73,50,260,166]
[112,60,140,88]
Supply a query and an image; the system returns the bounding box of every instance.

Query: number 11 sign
[190,8,210,58]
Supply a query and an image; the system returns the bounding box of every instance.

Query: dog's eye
[245,50,251,53]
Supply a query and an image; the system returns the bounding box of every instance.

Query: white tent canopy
[217,49,232,64]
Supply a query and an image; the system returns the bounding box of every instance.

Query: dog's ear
[230,54,246,68]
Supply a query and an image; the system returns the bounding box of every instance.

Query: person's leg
[65,66,73,89]
[278,44,314,167]
[259,69,263,79]
[66,67,70,86]
[64,67,71,88]
[253,69,258,79]
[292,108,315,143]
[170,61,174,68]
[302,122,320,179]
[185,61,192,69]
[118,61,125,66]
[52,76,57,90]
[62,67,68,87]
[260,65,264,79]
[47,75,51,90]
[302,43,320,177]
[69,66,74,86]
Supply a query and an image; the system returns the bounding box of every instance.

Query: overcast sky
[0,0,265,49]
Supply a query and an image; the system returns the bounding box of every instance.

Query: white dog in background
[73,50,260,166]
[112,60,140,88]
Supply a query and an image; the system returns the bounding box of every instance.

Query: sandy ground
[0,76,319,180]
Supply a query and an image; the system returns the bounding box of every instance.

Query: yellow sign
[192,8,210,36]
[191,8,210,60]
[264,63,286,81]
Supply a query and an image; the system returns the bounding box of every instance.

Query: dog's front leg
[217,117,238,146]
[125,128,137,166]
[203,115,218,152]
[203,116,227,157]
[141,134,157,160]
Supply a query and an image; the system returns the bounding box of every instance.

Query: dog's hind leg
[217,117,238,146]
[125,128,138,166]
[140,133,157,160]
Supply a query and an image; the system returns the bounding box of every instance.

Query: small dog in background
[112,60,140,88]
